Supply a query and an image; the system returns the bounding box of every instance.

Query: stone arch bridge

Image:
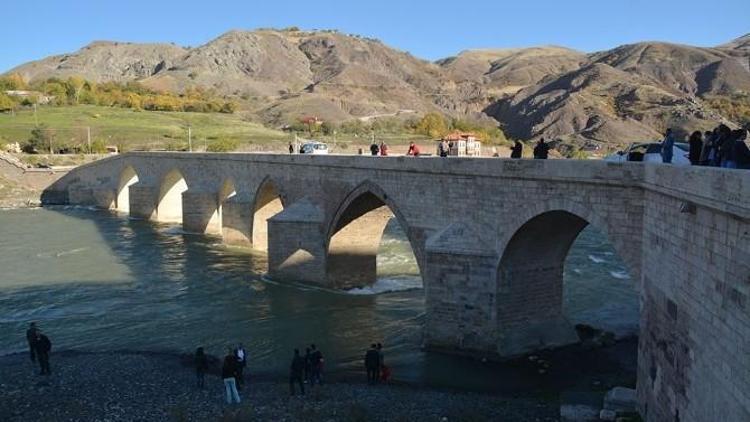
[43,152,750,422]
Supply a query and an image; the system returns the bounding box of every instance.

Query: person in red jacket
[407,142,420,156]
[379,142,389,156]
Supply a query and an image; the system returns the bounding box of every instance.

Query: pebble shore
[0,350,559,422]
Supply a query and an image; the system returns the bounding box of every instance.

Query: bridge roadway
[43,152,750,421]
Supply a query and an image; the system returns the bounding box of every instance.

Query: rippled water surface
[0,208,638,390]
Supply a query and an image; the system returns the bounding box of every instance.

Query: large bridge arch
[325,180,423,289]
[251,176,285,252]
[156,168,189,223]
[494,199,639,356]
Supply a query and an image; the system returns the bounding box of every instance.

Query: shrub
[206,138,239,152]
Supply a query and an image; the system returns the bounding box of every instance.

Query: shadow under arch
[115,165,139,213]
[495,200,638,356]
[251,176,285,252]
[156,168,189,223]
[325,180,423,289]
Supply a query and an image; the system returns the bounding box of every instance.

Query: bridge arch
[156,168,189,223]
[252,177,285,251]
[495,199,637,356]
[115,165,139,213]
[325,180,422,289]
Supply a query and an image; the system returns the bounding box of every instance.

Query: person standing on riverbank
[235,343,247,390]
[222,348,241,404]
[304,347,312,384]
[289,349,305,396]
[376,343,385,381]
[310,344,323,386]
[26,322,38,363]
[194,347,208,389]
[34,331,52,375]
[365,344,380,384]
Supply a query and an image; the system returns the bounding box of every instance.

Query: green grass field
[0,105,291,152]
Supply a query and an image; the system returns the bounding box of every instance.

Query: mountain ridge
[5,29,750,146]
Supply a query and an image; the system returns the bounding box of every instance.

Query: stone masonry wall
[44,152,750,421]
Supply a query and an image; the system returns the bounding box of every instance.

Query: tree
[26,124,55,154]
[0,93,15,112]
[66,76,86,104]
[415,112,448,138]
[0,73,27,90]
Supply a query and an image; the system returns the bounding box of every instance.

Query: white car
[604,142,690,165]
[300,142,329,155]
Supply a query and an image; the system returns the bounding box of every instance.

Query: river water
[0,207,638,391]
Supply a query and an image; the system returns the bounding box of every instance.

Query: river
[0,207,638,391]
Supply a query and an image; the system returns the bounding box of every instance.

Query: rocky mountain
[6,30,750,146]
[7,41,187,83]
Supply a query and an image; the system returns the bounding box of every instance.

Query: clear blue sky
[2,0,748,72]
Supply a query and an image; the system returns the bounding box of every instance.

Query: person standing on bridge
[438,140,450,157]
[370,141,380,156]
[688,131,703,165]
[510,140,523,159]
[380,141,389,156]
[289,142,294,154]
[660,129,675,164]
[407,142,421,157]
[533,138,549,159]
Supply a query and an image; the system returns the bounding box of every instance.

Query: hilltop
[5,29,750,147]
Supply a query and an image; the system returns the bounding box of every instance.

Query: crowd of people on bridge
[677,125,750,168]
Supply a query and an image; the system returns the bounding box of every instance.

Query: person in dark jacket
[728,129,750,169]
[34,331,51,375]
[289,349,305,395]
[688,131,703,165]
[304,347,312,384]
[288,142,294,154]
[26,322,38,363]
[533,138,550,159]
[222,348,241,404]
[716,124,733,167]
[510,140,523,159]
[660,129,675,163]
[364,344,380,384]
[370,142,380,156]
[309,344,323,386]
[234,343,246,390]
[194,347,208,389]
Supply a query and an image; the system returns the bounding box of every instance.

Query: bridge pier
[182,189,221,234]
[267,198,326,283]
[423,223,499,354]
[128,183,158,219]
[221,196,253,246]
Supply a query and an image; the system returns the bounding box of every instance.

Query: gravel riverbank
[0,350,560,422]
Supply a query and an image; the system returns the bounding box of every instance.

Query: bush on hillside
[206,138,239,152]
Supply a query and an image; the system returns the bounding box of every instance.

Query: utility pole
[86,126,91,153]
